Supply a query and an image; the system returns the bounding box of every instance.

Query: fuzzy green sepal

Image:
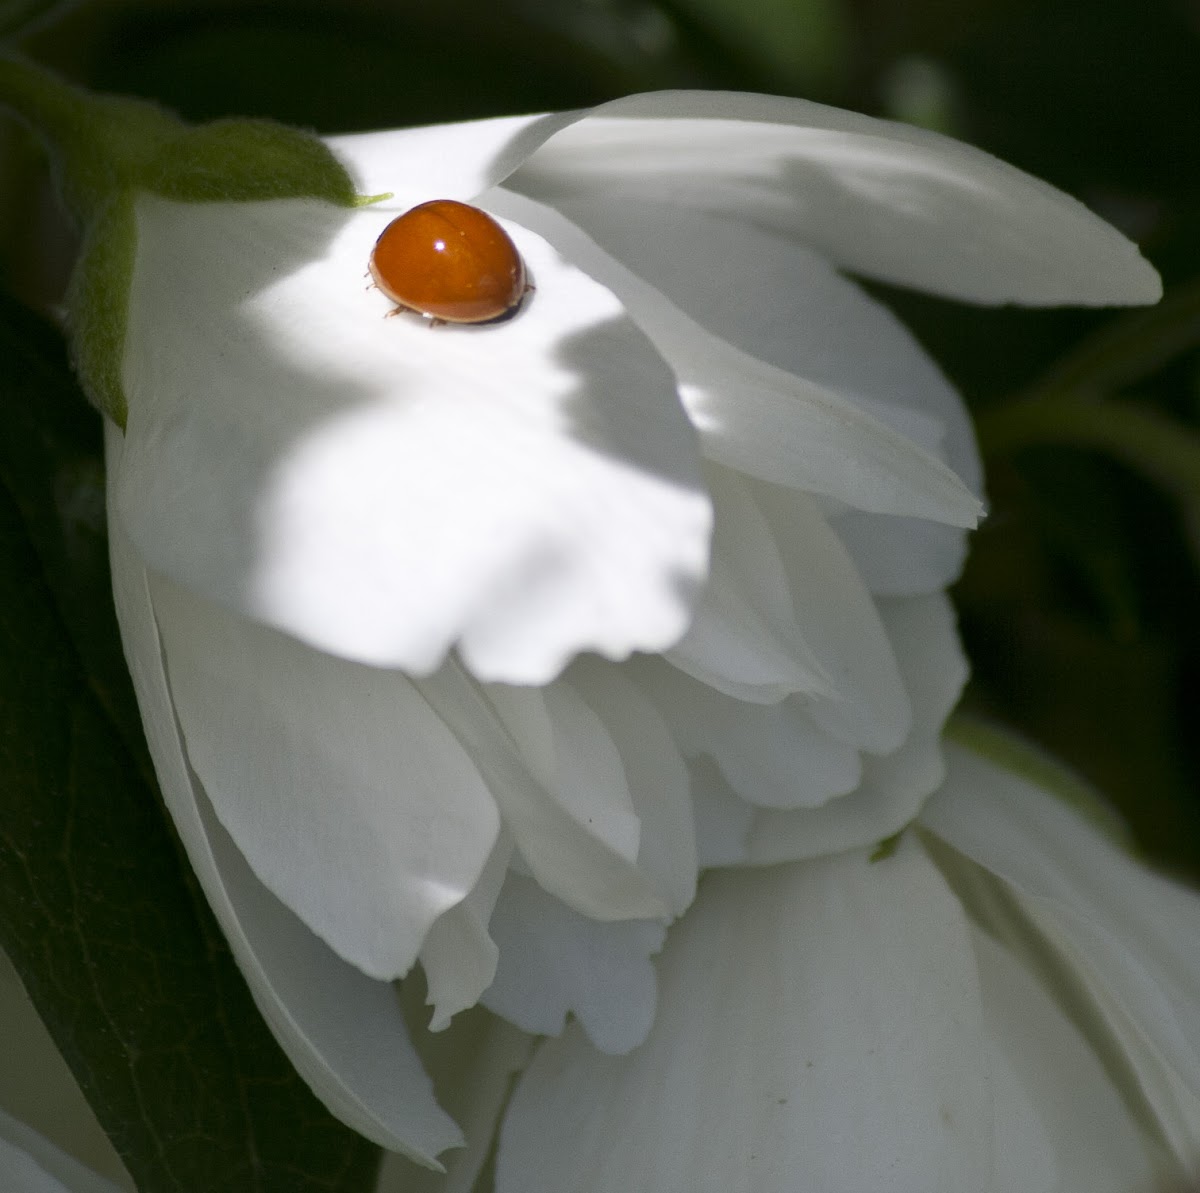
[140,117,358,206]
[65,194,138,427]
[0,53,361,425]
[0,54,183,225]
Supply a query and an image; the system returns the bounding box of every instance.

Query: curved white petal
[922,738,1200,1170]
[752,482,911,750]
[634,520,959,839]
[0,1113,123,1193]
[580,209,983,592]
[538,199,982,493]
[149,573,501,983]
[116,193,710,685]
[855,593,967,789]
[828,508,970,596]
[749,594,965,862]
[663,469,914,727]
[630,657,862,811]
[482,874,665,1055]
[327,111,577,210]
[484,681,640,865]
[377,1006,533,1193]
[487,187,983,529]
[666,589,822,704]
[666,464,834,704]
[687,756,756,867]
[107,427,460,1163]
[416,664,669,924]
[566,659,698,915]
[513,90,1161,307]
[182,791,462,1167]
[419,834,513,1032]
[496,839,993,1193]
[973,928,1163,1192]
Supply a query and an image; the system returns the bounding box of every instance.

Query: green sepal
[0,53,361,427]
[66,194,138,428]
[141,116,358,205]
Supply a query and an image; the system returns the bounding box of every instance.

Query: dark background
[4,0,1199,878]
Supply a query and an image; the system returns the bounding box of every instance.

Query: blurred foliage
[1,0,1199,1174]
[0,0,80,40]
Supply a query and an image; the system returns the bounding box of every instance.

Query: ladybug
[368,199,528,324]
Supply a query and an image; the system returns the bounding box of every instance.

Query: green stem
[979,394,1200,501]
[0,52,84,139]
[0,52,180,223]
[1021,276,1200,401]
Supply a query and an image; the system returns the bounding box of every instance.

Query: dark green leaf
[0,291,380,1193]
[0,267,142,757]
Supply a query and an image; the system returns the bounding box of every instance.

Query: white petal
[0,953,131,1189]
[829,508,970,596]
[107,427,460,1163]
[0,1114,122,1193]
[749,593,966,862]
[419,834,513,1032]
[116,193,710,684]
[633,509,955,833]
[666,464,834,704]
[487,188,983,529]
[186,793,462,1165]
[687,756,756,867]
[606,213,986,589]
[565,659,698,915]
[327,112,577,209]
[149,572,500,982]
[482,873,666,1055]
[376,1005,533,1193]
[496,838,993,1193]
[972,928,1163,1192]
[540,200,982,493]
[664,469,917,724]
[514,90,1161,307]
[752,483,912,751]
[484,681,640,865]
[630,656,862,811]
[857,593,967,789]
[416,663,669,924]
[922,737,1200,1169]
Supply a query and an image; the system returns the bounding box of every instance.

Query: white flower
[103,88,1164,1174]
[495,736,1200,1193]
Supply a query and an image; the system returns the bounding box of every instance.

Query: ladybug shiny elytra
[368,199,528,324]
